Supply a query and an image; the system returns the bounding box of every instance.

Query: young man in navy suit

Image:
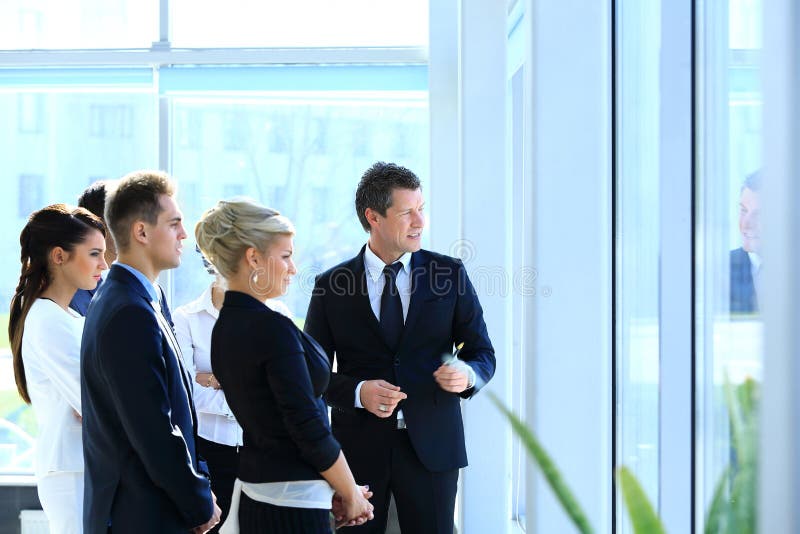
[81,171,220,533]
[69,180,117,316]
[305,162,496,533]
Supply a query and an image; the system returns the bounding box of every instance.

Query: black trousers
[197,436,239,534]
[239,493,332,533]
[343,429,458,534]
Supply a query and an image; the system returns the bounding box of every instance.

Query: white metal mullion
[525,0,612,531]
[457,1,511,532]
[157,0,170,47]
[0,47,427,67]
[428,0,461,258]
[657,0,694,532]
[759,0,800,531]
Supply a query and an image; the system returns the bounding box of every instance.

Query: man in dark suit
[70,180,117,315]
[730,171,761,314]
[305,162,496,533]
[81,170,220,533]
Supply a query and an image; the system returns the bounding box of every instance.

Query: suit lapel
[398,251,430,349]
[152,301,197,429]
[352,251,386,345]
[108,265,196,421]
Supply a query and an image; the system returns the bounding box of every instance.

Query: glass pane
[0,88,156,474]
[0,0,157,50]
[169,90,429,321]
[696,0,762,530]
[171,0,428,48]
[614,2,661,532]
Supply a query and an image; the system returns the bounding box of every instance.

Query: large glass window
[696,0,762,530]
[0,1,428,477]
[0,75,427,476]
[0,86,156,475]
[171,0,428,48]
[168,89,429,319]
[0,0,157,49]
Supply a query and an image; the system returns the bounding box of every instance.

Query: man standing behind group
[305,162,496,533]
[730,171,761,314]
[70,180,117,316]
[81,170,220,533]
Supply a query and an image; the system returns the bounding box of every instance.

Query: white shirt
[748,251,763,300]
[355,245,476,410]
[22,299,84,478]
[354,245,412,421]
[173,285,293,447]
[747,251,761,275]
[220,478,335,534]
[363,245,413,323]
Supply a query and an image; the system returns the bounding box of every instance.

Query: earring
[250,270,259,286]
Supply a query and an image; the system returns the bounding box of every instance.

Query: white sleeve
[24,307,82,414]
[172,308,234,418]
[354,380,366,408]
[172,308,198,378]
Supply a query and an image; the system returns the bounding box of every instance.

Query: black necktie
[380,263,404,351]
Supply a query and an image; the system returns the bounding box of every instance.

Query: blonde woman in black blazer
[196,199,373,533]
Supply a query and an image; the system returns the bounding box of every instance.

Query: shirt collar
[747,251,762,274]
[364,242,412,282]
[115,262,160,304]
[181,284,219,319]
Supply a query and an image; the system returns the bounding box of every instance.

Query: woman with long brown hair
[9,204,107,533]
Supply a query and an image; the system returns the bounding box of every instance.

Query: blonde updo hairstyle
[195,198,295,280]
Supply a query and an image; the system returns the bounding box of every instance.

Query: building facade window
[17,174,44,219]
[17,94,44,134]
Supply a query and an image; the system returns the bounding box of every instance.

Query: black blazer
[730,247,758,314]
[211,291,341,483]
[305,248,496,473]
[81,265,213,534]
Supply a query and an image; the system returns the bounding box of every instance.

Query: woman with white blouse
[8,204,107,533]
[173,249,293,532]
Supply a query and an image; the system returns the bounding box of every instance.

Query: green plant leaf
[724,376,746,467]
[617,466,667,534]
[729,465,757,534]
[488,392,594,534]
[705,376,760,534]
[704,466,731,534]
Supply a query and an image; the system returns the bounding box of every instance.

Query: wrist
[466,367,476,389]
[340,484,360,501]
[354,380,367,408]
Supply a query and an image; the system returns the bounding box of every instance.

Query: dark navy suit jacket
[211,291,341,483]
[305,248,496,473]
[730,247,758,314]
[81,265,213,533]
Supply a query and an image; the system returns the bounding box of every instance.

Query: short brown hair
[78,179,114,220]
[355,162,421,232]
[106,170,175,250]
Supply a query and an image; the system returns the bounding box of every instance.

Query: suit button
[394,358,400,366]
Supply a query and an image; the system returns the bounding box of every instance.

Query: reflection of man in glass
[730,171,760,314]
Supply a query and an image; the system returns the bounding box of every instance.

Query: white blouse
[173,286,293,447]
[21,298,84,478]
